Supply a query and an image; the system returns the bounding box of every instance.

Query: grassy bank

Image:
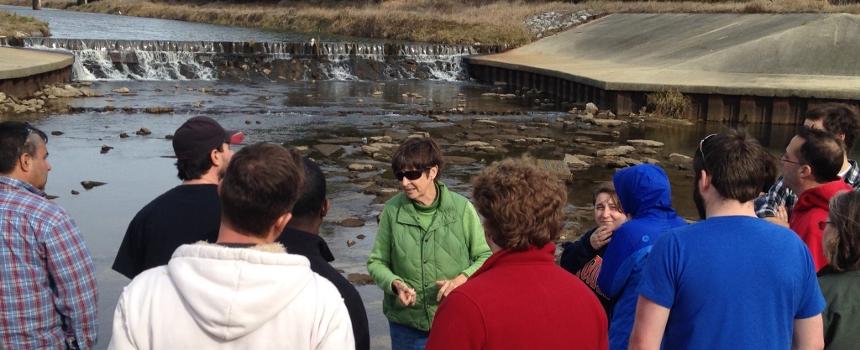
[0,11,49,37]
[2,0,859,45]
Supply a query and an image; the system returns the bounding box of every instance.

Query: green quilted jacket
[367,181,491,331]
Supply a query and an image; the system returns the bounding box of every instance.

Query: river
[1,5,854,350]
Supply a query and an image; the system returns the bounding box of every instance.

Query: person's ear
[320,199,330,218]
[270,212,293,241]
[799,164,813,179]
[210,147,224,168]
[428,166,439,180]
[18,153,32,173]
[697,170,710,192]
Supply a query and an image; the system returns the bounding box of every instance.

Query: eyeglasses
[779,153,802,166]
[395,168,427,181]
[0,122,48,146]
[697,133,717,169]
[818,220,833,231]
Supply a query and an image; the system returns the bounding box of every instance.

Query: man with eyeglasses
[0,122,97,349]
[757,103,860,225]
[630,129,825,350]
[367,137,491,350]
[781,127,852,271]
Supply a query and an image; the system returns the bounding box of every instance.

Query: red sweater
[425,243,608,350]
[790,180,853,271]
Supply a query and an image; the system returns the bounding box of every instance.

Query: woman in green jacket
[367,137,491,350]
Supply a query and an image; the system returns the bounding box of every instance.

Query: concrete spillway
[465,13,860,125]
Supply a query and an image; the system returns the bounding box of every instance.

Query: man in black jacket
[278,157,370,350]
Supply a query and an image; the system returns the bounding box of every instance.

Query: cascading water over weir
[0,38,501,82]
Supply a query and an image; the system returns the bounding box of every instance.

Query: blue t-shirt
[639,216,825,349]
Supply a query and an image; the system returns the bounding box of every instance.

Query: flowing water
[2,5,855,349]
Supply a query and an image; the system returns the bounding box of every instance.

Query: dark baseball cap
[172,116,244,160]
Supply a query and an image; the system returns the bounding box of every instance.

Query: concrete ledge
[0,47,74,80]
[0,47,73,98]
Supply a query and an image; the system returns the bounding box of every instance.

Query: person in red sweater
[425,158,608,350]
[783,127,853,271]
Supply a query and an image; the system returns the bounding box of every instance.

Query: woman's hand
[589,225,613,250]
[435,274,468,302]
[392,280,417,307]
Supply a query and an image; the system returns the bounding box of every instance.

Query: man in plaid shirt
[0,122,97,349]
[756,104,860,224]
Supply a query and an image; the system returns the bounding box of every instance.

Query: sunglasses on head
[395,168,427,181]
[697,133,717,170]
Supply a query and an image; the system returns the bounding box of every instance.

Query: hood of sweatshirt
[166,242,314,341]
[613,164,675,218]
[794,179,853,213]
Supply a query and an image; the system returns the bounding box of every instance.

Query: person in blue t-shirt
[630,130,826,350]
[596,164,687,350]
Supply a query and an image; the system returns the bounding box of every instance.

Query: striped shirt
[757,160,860,218]
[0,176,97,350]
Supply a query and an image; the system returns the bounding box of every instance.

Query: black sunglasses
[395,168,427,181]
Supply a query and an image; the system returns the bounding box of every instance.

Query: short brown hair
[694,129,777,203]
[391,137,444,179]
[795,127,845,184]
[593,181,622,212]
[805,103,859,151]
[825,191,860,272]
[219,143,304,237]
[472,158,567,251]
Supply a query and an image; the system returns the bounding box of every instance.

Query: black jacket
[560,227,612,313]
[278,227,370,350]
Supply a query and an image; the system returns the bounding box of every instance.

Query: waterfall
[4,38,501,82]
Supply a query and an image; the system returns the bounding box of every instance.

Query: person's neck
[285,216,321,235]
[414,182,438,206]
[216,222,273,245]
[705,198,756,219]
[182,169,220,185]
[795,180,823,196]
[840,156,851,175]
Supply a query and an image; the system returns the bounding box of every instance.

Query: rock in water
[339,218,366,227]
[80,181,107,190]
[347,273,374,286]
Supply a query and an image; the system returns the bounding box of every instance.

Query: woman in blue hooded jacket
[597,164,687,350]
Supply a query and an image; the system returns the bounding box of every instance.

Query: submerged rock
[313,144,344,158]
[340,218,366,227]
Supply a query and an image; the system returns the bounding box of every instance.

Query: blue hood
[613,164,674,218]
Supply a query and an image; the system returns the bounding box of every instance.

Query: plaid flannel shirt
[0,176,97,350]
[757,159,860,218]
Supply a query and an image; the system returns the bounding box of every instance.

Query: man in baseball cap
[112,116,245,279]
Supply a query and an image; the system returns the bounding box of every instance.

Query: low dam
[465,13,860,125]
